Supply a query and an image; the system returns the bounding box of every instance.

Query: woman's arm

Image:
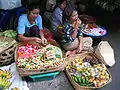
[72,18,82,38]
[18,34,42,43]
[39,30,44,38]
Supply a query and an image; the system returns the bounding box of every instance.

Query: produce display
[0,69,12,89]
[16,44,63,70]
[0,30,17,38]
[0,30,17,47]
[66,54,111,88]
[82,24,107,36]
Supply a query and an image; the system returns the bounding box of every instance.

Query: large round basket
[64,53,112,90]
[0,36,17,66]
[15,39,65,76]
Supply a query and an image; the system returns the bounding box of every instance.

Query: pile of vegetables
[0,30,17,38]
[17,44,63,70]
[66,55,110,87]
[0,30,17,47]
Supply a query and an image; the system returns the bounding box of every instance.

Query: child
[61,9,93,56]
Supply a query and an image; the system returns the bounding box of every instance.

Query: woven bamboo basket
[15,39,65,76]
[64,53,112,90]
[0,36,17,66]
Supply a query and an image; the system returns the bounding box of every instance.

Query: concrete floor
[26,5,120,90]
[26,22,120,90]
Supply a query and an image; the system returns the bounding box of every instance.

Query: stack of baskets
[0,36,17,66]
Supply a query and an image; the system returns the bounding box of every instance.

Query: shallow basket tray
[14,39,65,76]
[64,53,112,90]
[0,36,17,66]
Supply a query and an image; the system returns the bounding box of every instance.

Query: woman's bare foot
[65,51,71,56]
[70,49,77,55]
[65,49,77,57]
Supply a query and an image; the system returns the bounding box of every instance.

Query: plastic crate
[29,71,60,82]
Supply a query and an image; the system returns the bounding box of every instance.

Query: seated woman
[17,5,47,44]
[61,9,93,56]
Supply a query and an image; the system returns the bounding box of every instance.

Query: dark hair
[27,5,40,12]
[64,8,76,20]
[58,0,67,4]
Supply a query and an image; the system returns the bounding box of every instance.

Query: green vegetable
[78,77,82,84]
[55,54,61,58]
[3,30,17,38]
[0,41,8,47]
[74,76,79,83]
[82,77,87,84]
[85,77,89,84]
[46,47,53,51]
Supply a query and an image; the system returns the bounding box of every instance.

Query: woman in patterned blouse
[61,9,93,56]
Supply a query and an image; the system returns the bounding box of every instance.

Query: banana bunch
[11,87,20,90]
[0,70,12,79]
[0,70,12,89]
[0,79,11,89]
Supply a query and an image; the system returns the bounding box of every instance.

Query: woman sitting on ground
[17,5,47,44]
[61,9,93,56]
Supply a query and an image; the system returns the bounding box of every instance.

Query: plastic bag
[0,0,21,10]
[95,41,115,67]
[46,0,56,11]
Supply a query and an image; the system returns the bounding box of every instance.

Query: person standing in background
[51,0,67,40]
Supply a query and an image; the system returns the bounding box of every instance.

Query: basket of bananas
[65,53,112,90]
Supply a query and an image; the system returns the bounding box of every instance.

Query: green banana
[0,79,11,89]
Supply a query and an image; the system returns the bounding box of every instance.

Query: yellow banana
[0,70,12,79]
[11,87,20,90]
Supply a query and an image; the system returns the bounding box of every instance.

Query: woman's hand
[74,18,81,30]
[76,18,81,25]
[34,37,42,43]
[41,37,48,45]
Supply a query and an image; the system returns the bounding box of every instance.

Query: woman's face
[60,1,67,10]
[70,11,78,22]
[28,9,40,21]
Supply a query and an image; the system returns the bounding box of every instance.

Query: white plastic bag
[95,41,115,67]
[0,0,21,10]
[46,0,56,11]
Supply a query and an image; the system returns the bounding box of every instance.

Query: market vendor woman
[17,5,47,44]
[61,9,93,56]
